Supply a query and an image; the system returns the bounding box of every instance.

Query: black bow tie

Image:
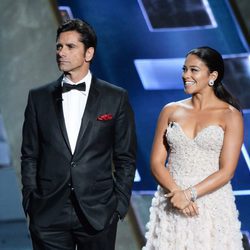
[62,82,86,93]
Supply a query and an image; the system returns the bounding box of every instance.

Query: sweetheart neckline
[169,121,224,141]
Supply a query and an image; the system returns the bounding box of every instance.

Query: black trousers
[29,193,119,250]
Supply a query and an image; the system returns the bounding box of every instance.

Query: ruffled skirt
[142,185,243,250]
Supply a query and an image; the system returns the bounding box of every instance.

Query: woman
[143,47,244,249]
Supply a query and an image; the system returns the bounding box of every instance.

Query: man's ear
[85,47,95,62]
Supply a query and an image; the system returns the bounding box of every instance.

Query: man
[21,19,136,250]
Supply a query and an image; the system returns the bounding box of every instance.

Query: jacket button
[71,162,76,167]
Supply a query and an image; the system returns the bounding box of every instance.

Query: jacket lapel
[51,77,72,154]
[74,77,100,156]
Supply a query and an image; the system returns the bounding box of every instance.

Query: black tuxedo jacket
[21,75,136,230]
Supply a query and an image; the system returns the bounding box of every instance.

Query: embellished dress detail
[143,122,243,250]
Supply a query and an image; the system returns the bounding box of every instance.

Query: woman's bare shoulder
[223,105,243,126]
[162,98,191,114]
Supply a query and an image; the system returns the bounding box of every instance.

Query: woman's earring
[208,80,214,86]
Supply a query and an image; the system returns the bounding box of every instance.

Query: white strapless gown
[143,122,243,250]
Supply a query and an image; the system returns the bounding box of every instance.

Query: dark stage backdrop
[56,0,250,233]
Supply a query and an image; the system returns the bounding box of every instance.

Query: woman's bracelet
[189,186,197,202]
[183,190,191,202]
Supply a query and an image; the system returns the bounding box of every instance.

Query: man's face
[56,30,94,75]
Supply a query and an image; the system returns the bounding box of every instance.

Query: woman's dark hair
[56,19,97,57]
[186,46,241,111]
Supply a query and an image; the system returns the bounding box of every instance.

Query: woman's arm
[154,103,199,215]
[150,104,180,192]
[193,109,244,198]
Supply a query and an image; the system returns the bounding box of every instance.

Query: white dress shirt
[62,71,92,153]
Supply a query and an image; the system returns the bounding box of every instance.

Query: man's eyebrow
[56,42,77,46]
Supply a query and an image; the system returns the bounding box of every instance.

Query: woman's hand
[165,190,190,210]
[181,202,199,217]
[165,189,199,216]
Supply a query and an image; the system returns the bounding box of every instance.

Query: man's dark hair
[56,19,97,52]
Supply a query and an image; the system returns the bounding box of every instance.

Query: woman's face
[182,54,215,95]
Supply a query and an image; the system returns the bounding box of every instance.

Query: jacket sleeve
[21,91,39,215]
[113,90,137,218]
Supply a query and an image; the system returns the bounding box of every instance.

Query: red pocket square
[97,113,113,121]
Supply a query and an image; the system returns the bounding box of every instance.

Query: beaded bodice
[166,122,224,181]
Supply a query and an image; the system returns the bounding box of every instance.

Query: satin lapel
[74,78,100,155]
[52,79,72,153]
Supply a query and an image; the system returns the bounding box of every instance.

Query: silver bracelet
[183,190,191,202]
[189,186,197,202]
